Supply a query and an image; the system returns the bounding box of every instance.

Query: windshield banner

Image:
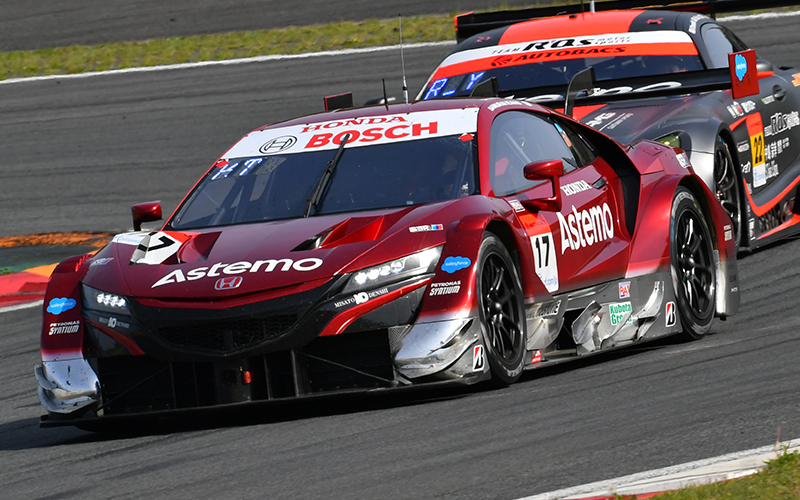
[431,31,698,80]
[224,108,480,158]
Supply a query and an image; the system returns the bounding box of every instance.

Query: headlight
[342,246,443,294]
[82,284,130,315]
[655,132,682,149]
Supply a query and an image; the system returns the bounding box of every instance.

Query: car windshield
[422,29,705,100]
[423,54,704,100]
[169,134,479,229]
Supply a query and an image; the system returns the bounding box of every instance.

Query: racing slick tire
[476,233,526,386]
[670,187,716,341]
[713,135,742,251]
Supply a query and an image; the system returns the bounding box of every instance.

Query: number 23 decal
[531,232,559,293]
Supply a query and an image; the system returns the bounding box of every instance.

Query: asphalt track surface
[0,0,546,51]
[2,10,800,500]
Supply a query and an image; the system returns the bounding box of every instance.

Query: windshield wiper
[304,134,351,218]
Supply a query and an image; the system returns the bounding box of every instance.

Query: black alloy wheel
[477,233,526,385]
[713,135,742,250]
[670,187,716,340]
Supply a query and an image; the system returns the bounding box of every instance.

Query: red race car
[36,97,739,428]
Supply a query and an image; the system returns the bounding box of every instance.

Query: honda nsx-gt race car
[420,0,800,251]
[36,97,739,427]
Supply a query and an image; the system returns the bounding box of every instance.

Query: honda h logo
[215,276,243,290]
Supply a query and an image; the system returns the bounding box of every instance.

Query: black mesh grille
[154,314,298,354]
[94,331,395,415]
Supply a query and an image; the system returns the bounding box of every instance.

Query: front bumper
[35,358,100,414]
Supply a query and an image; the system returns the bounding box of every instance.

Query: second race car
[36,97,739,427]
[420,0,800,251]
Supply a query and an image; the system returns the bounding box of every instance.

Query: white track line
[721,9,800,22]
[0,41,456,86]
[515,439,800,500]
[0,299,43,314]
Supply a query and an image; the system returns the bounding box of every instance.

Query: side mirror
[131,201,162,231]
[756,59,774,79]
[522,159,563,212]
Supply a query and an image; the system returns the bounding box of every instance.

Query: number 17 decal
[531,232,559,292]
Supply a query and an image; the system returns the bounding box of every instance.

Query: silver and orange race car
[420,0,800,251]
[36,97,738,428]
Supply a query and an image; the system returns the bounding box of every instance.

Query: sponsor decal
[560,180,592,196]
[90,257,114,267]
[727,101,755,119]
[409,224,443,233]
[429,281,461,296]
[225,109,480,157]
[619,281,631,299]
[48,320,80,335]
[508,199,526,213]
[764,111,800,137]
[334,288,389,308]
[215,276,243,290]
[487,100,531,111]
[737,141,750,153]
[531,350,543,364]
[152,257,324,288]
[99,316,130,329]
[749,218,755,239]
[688,14,705,34]
[729,50,758,99]
[557,203,614,254]
[525,81,683,104]
[609,302,633,325]
[676,152,691,170]
[741,161,751,174]
[112,232,148,246]
[793,73,800,87]
[665,301,677,327]
[727,101,744,119]
[584,112,616,128]
[130,231,184,265]
[441,256,471,274]
[531,232,558,292]
[527,299,561,319]
[259,135,297,154]
[724,224,733,242]
[47,298,76,315]
[472,345,485,371]
[765,137,790,162]
[305,121,439,149]
[746,113,765,186]
[734,54,748,81]
[762,95,775,105]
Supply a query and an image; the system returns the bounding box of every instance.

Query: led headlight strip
[82,284,131,315]
[342,246,443,294]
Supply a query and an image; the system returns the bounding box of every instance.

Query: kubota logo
[152,258,324,288]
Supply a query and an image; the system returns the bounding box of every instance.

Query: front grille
[95,329,394,416]
[154,314,298,354]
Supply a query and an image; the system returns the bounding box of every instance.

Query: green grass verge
[0,14,455,80]
[2,2,797,81]
[637,451,800,499]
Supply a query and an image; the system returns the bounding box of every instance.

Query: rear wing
[455,0,800,42]
[517,48,763,115]
[522,68,733,112]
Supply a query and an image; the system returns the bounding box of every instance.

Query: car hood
[83,204,453,300]
[576,95,701,144]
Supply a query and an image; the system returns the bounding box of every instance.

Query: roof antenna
[382,78,390,111]
[399,15,409,105]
